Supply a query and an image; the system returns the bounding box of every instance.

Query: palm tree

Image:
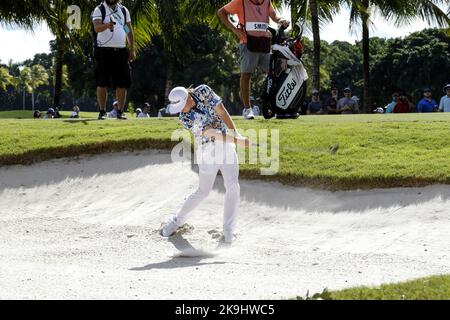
[18,66,32,110]
[0,67,13,91]
[153,0,185,101]
[345,0,449,112]
[1,0,160,108]
[0,0,87,109]
[29,64,49,111]
[128,0,207,102]
[16,65,49,110]
[308,0,321,92]
[287,0,339,92]
[0,0,49,28]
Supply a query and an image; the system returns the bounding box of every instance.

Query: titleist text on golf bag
[261,23,308,119]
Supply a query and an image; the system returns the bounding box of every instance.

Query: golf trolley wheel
[262,100,275,119]
[276,113,300,120]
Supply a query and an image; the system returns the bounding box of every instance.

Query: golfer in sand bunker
[160,85,252,244]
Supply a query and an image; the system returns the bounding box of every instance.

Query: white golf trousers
[172,141,240,233]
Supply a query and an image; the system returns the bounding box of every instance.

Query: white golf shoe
[243,108,255,120]
[223,230,235,244]
[160,220,179,237]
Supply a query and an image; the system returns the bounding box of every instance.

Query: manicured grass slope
[0,112,449,189]
[305,275,450,300]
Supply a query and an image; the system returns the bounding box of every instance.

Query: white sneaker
[223,230,235,244]
[243,108,255,120]
[160,221,179,237]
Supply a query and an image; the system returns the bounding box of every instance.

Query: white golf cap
[167,87,189,114]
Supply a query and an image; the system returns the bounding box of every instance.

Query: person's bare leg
[116,87,127,112]
[97,87,108,111]
[240,73,252,109]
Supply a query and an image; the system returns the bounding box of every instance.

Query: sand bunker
[0,150,449,299]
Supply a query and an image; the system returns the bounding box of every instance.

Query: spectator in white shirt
[439,84,450,113]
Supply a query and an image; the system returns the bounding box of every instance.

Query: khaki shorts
[239,43,270,74]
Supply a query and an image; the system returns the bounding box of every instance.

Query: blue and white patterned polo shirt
[179,85,228,145]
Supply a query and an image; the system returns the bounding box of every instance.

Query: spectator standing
[337,88,359,114]
[417,88,439,113]
[439,84,450,112]
[218,0,290,120]
[394,95,411,113]
[386,93,399,113]
[326,87,339,114]
[92,0,136,120]
[307,90,324,115]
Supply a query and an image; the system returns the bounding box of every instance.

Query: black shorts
[94,47,131,89]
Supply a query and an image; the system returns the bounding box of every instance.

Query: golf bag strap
[92,4,106,48]
[98,5,127,26]
[92,4,127,48]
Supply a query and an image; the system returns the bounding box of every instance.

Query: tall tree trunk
[32,90,35,111]
[309,0,321,91]
[291,0,299,26]
[53,36,65,109]
[361,1,371,114]
[164,56,175,105]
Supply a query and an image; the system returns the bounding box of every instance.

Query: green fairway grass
[0,111,449,190]
[298,275,450,300]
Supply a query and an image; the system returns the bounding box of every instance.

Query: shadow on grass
[63,119,98,125]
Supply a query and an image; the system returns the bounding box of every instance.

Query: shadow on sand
[1,150,449,214]
[129,234,226,271]
[0,150,176,191]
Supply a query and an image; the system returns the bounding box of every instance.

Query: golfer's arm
[217,8,238,32]
[126,22,135,51]
[215,103,237,132]
[204,129,246,147]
